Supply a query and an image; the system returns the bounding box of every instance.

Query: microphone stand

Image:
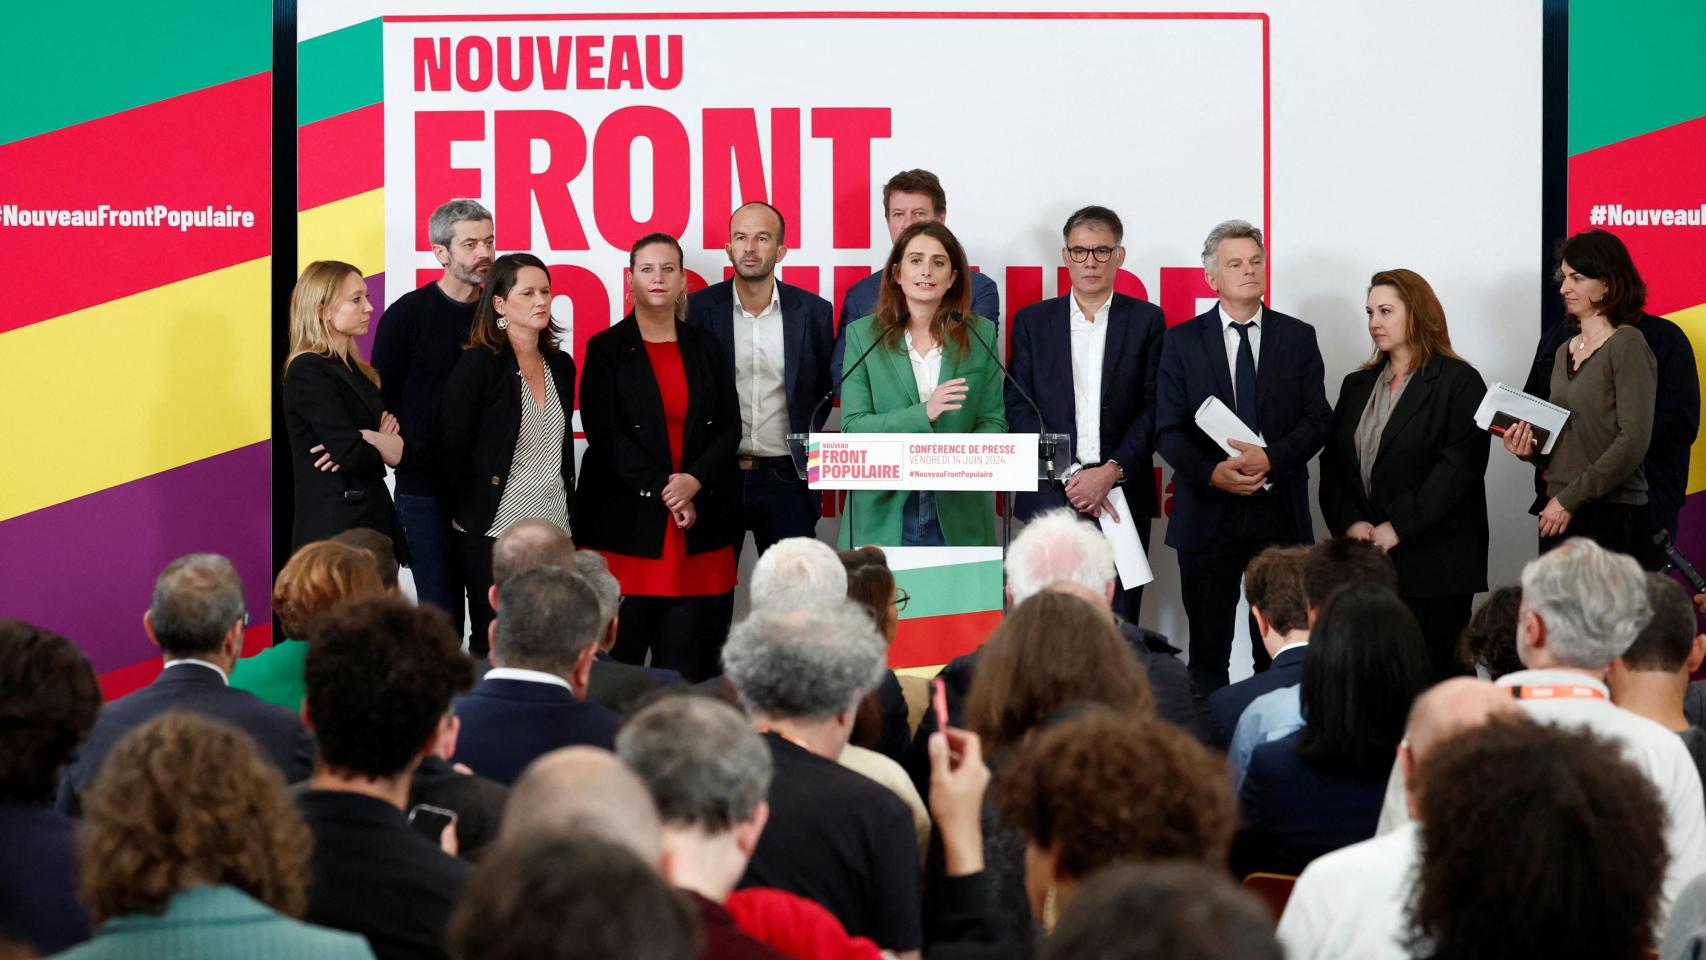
[951,312,1058,558]
[807,324,890,548]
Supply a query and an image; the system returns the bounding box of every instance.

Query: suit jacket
[52,886,374,960]
[833,270,1001,390]
[575,317,741,558]
[58,662,315,815]
[408,755,509,861]
[450,676,621,785]
[1319,355,1490,598]
[1230,730,1387,878]
[282,352,407,559]
[587,654,681,716]
[686,278,837,441]
[1006,293,1165,520]
[0,804,87,955]
[1207,644,1307,746]
[1155,306,1332,552]
[836,314,1008,547]
[437,345,577,537]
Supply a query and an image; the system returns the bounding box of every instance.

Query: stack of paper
[1472,383,1570,455]
[1194,395,1265,456]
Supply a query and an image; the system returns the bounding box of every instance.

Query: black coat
[575,317,740,558]
[282,352,408,559]
[436,345,578,538]
[1318,354,1490,598]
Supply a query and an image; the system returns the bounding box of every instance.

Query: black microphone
[1656,530,1706,593]
[807,324,890,433]
[950,312,1059,475]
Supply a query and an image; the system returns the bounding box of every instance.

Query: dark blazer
[1006,293,1165,520]
[1155,307,1332,552]
[282,352,407,558]
[1230,729,1387,877]
[587,655,681,716]
[58,663,315,815]
[0,804,87,954]
[575,317,741,558]
[686,278,837,438]
[1319,355,1490,598]
[1206,644,1307,746]
[408,755,509,861]
[450,677,621,786]
[437,345,577,538]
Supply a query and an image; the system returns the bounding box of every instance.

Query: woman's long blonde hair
[284,260,379,386]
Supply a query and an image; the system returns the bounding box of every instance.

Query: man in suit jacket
[1156,220,1332,698]
[1007,205,1165,619]
[58,555,315,815]
[687,201,836,558]
[1205,546,1310,746]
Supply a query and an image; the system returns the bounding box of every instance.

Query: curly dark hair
[1042,861,1282,960]
[1407,716,1667,960]
[304,598,472,778]
[1456,585,1524,679]
[79,711,312,923]
[0,620,101,804]
[997,708,1235,880]
[449,833,700,960]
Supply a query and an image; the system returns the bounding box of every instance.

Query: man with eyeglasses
[1005,205,1165,620]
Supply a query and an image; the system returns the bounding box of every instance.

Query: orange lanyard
[1506,684,1606,701]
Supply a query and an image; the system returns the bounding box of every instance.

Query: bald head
[491,519,575,590]
[498,747,661,864]
[1402,678,1521,818]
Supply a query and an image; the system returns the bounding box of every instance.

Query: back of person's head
[492,567,603,674]
[304,598,472,779]
[490,519,575,589]
[1619,573,1700,673]
[1409,716,1666,960]
[1042,862,1282,960]
[1005,509,1115,605]
[1519,537,1650,669]
[272,540,386,638]
[617,695,772,833]
[148,553,246,658]
[79,711,312,923]
[1299,582,1431,776]
[964,592,1153,752]
[1456,585,1524,679]
[1301,537,1396,612]
[1244,545,1310,634]
[839,545,898,639]
[0,620,100,804]
[998,708,1235,882]
[1399,677,1522,817]
[572,550,622,634]
[721,602,887,721]
[749,538,848,611]
[330,527,400,589]
[448,834,700,960]
[499,747,662,862]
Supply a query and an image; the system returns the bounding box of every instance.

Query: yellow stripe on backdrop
[0,257,271,522]
[1669,300,1706,497]
[298,187,384,277]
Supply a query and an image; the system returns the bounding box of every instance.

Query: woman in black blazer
[282,260,408,559]
[1318,269,1490,680]
[438,253,577,655]
[575,233,739,681]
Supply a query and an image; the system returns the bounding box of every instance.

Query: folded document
[1472,383,1569,455]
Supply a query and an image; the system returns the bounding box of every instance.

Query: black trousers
[1108,519,1155,624]
[1177,495,1294,700]
[611,591,736,682]
[1540,500,1656,569]
[740,458,820,558]
[1403,593,1474,682]
[454,529,498,658]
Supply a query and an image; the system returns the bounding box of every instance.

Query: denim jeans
[901,490,947,546]
[394,493,465,639]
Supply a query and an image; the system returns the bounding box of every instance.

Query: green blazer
[52,885,375,960]
[837,314,1008,547]
[229,639,308,711]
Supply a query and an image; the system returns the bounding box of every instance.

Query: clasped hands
[1066,463,1122,522]
[662,472,701,530]
[310,411,404,472]
[1209,439,1270,495]
[1346,520,1401,551]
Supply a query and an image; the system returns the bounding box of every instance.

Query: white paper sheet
[1472,382,1570,455]
[1195,395,1266,456]
[1098,489,1154,589]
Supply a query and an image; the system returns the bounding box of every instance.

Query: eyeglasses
[894,588,911,612]
[1066,245,1120,263]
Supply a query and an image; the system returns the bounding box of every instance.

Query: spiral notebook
[1472,383,1570,455]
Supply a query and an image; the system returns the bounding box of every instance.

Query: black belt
[737,454,795,471]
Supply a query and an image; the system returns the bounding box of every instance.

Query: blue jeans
[901,491,947,546]
[394,493,465,639]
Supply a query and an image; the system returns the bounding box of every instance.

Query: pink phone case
[932,677,949,731]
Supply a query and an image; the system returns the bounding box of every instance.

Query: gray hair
[1006,509,1115,605]
[150,554,246,657]
[721,602,887,720]
[1519,538,1651,669]
[491,518,575,589]
[1201,219,1265,270]
[499,747,661,862]
[427,198,493,248]
[572,550,622,630]
[749,538,848,611]
[616,695,773,832]
[493,567,604,674]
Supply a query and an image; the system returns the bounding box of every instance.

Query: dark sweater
[370,281,478,496]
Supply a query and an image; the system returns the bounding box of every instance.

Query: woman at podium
[838,221,1007,547]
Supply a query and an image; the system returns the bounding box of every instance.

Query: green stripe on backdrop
[299,18,382,126]
[0,0,269,145]
[1569,0,1706,155]
[894,560,1005,620]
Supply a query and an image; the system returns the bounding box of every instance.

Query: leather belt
[737,454,794,471]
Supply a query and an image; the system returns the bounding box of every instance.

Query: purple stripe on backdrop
[1676,492,1706,585]
[354,271,386,361]
[0,441,272,675]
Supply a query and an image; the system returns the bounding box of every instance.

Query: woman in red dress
[575,233,740,680]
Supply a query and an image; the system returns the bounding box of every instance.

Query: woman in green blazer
[839,220,1007,547]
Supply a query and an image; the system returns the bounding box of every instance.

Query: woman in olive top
[838,221,1008,547]
[1503,231,1658,557]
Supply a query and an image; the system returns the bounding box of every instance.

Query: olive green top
[1542,325,1657,513]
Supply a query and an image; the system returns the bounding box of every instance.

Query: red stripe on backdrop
[890,609,1002,670]
[0,72,272,335]
[298,103,384,210]
[98,623,274,702]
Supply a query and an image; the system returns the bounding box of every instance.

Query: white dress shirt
[1277,822,1420,960]
[1069,293,1112,464]
[904,330,944,403]
[164,658,229,684]
[732,280,789,456]
[1219,303,1265,439]
[484,666,574,692]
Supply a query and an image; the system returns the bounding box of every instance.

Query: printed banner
[807,433,1038,491]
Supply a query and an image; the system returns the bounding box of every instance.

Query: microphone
[1655,530,1706,593]
[807,323,890,434]
[950,312,1059,476]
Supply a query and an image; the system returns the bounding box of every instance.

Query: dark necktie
[1232,321,1259,433]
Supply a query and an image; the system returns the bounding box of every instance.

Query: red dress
[601,340,738,597]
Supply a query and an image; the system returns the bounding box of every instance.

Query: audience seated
[1206,545,1311,744]
[1041,862,1283,960]
[0,620,100,955]
[58,711,374,959]
[576,549,682,714]
[1609,573,1706,790]
[408,718,509,861]
[722,603,922,956]
[297,598,473,960]
[452,567,620,784]
[749,537,849,610]
[1232,582,1430,877]
[1454,584,1523,679]
[496,746,662,859]
[840,545,912,764]
[232,540,384,709]
[59,554,315,815]
[331,527,402,592]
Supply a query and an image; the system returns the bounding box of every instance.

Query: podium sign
[805,433,1039,491]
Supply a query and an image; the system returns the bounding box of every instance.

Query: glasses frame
[1065,244,1121,263]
